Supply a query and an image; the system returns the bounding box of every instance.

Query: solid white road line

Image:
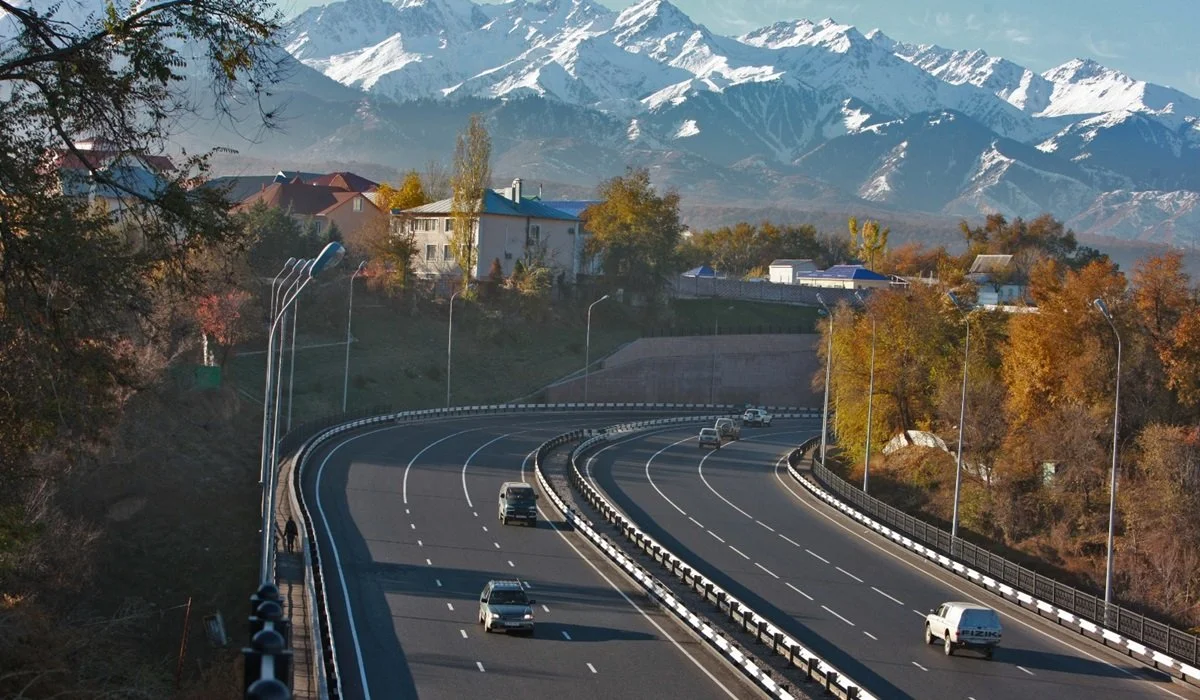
[476,661,486,673]
[836,566,864,583]
[708,530,726,543]
[872,587,904,605]
[786,582,814,601]
[772,461,1187,699]
[462,431,525,508]
[645,435,699,516]
[755,562,780,579]
[587,663,598,674]
[584,426,682,484]
[403,427,478,504]
[805,549,829,564]
[822,605,855,626]
[729,545,751,560]
[697,445,753,519]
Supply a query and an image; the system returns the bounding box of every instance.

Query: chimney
[538,183,543,199]
[511,178,522,203]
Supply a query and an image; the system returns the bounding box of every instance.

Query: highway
[299,412,758,699]
[584,420,1196,700]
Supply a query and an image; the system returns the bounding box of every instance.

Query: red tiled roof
[308,171,378,193]
[236,183,380,217]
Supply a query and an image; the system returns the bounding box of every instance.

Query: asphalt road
[300,411,760,700]
[585,420,1198,700]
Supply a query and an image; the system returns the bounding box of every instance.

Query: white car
[924,602,1002,658]
[698,427,720,449]
[742,408,773,427]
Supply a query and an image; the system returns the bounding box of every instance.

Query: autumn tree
[583,166,684,300]
[195,290,253,367]
[1131,252,1200,409]
[358,215,419,297]
[0,0,283,694]
[423,159,452,201]
[377,170,431,212]
[450,114,492,291]
[848,216,889,270]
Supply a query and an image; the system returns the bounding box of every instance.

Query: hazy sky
[278,0,1200,95]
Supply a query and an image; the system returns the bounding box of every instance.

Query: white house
[400,179,585,281]
[968,254,1025,306]
[768,259,817,284]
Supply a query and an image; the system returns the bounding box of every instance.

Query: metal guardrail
[280,401,816,697]
[785,443,1200,686]
[559,417,873,700]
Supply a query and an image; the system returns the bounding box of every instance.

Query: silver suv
[478,580,536,635]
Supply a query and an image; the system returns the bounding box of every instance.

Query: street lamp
[855,291,876,493]
[270,258,299,322]
[947,292,971,540]
[260,242,343,582]
[342,260,369,413]
[446,284,474,408]
[584,294,610,403]
[816,293,833,467]
[1094,297,1122,616]
[259,260,305,485]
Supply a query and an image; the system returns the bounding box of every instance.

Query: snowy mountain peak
[1043,57,1124,84]
[613,0,700,39]
[739,17,861,52]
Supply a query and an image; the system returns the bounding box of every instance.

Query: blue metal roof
[405,190,580,221]
[538,200,601,218]
[797,265,889,281]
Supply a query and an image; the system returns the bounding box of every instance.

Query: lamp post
[259,242,344,582]
[342,261,369,413]
[584,294,610,403]
[446,285,474,408]
[259,260,304,485]
[816,293,833,467]
[947,292,971,540]
[1094,297,1122,615]
[285,287,301,432]
[855,291,876,493]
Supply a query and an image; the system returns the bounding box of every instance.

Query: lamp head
[356,260,368,274]
[1093,297,1113,320]
[947,291,963,308]
[311,242,346,277]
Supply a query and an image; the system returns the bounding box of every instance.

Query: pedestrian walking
[284,517,298,553]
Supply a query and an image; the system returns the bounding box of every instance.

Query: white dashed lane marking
[541,605,550,612]
[754,562,780,579]
[426,558,432,566]
[805,549,829,564]
[786,583,814,601]
[447,603,454,611]
[836,566,863,583]
[729,546,751,560]
[779,534,801,547]
[822,605,855,626]
[912,661,928,672]
[1018,666,1035,676]
[756,521,776,532]
[493,542,501,549]
[562,631,572,640]
[708,531,726,543]
[476,661,486,673]
[587,663,598,674]
[460,629,467,638]
[863,631,878,641]
[508,560,515,568]
[871,587,904,605]
[689,517,705,528]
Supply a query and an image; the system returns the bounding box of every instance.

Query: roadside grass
[669,298,819,333]
[226,294,645,428]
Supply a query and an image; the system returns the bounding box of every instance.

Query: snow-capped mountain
[263,0,1200,244]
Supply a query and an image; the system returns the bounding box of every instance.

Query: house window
[445,218,454,231]
[353,198,363,212]
[528,224,541,245]
[567,226,576,235]
[414,218,436,232]
[443,244,451,261]
[425,244,436,261]
[314,220,323,235]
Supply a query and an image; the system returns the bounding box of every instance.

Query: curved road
[585,420,1197,700]
[301,412,758,699]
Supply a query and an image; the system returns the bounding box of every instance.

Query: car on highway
[924,601,1002,658]
[498,481,539,526]
[742,407,773,427]
[714,417,741,442]
[698,427,721,449]
[478,579,536,635]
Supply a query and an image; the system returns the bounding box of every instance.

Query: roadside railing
[785,443,1200,686]
[554,416,873,700]
[275,401,815,698]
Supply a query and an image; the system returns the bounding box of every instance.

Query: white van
[924,602,1002,658]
